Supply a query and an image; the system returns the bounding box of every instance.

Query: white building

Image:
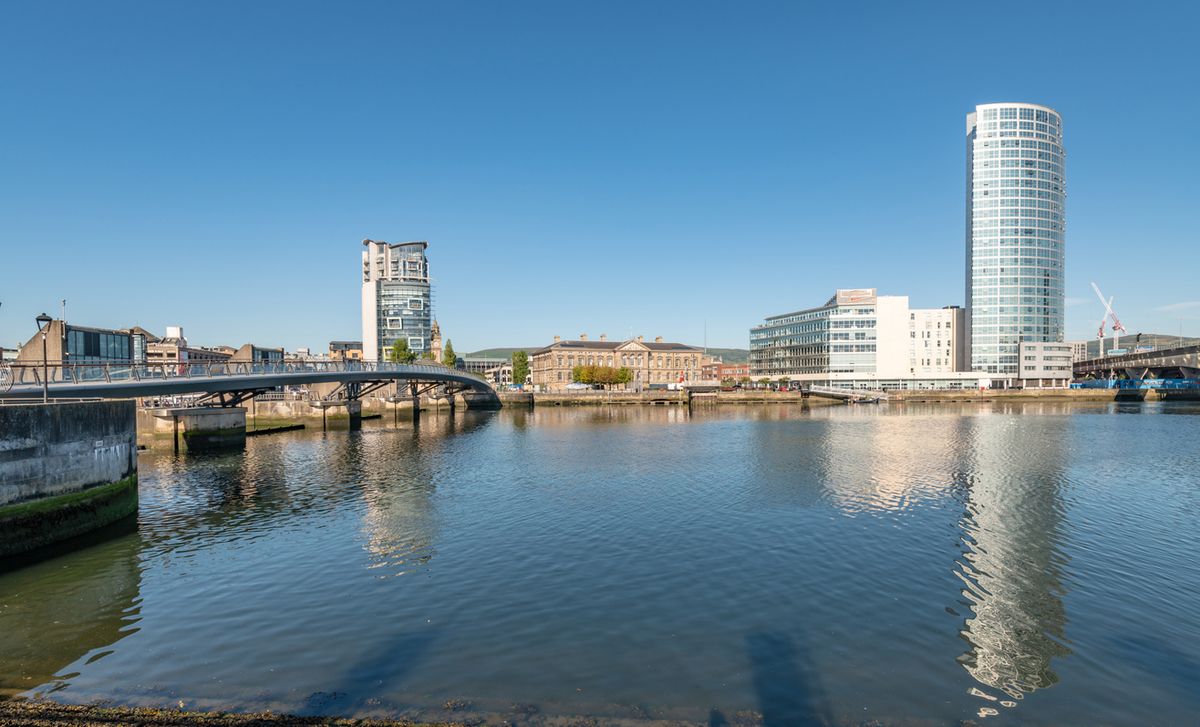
[908,306,967,376]
[750,289,982,390]
[1017,341,1074,388]
[965,102,1066,379]
[361,239,432,362]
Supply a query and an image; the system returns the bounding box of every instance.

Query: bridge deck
[0,362,498,401]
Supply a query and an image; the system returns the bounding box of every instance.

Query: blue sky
[1,1,1197,351]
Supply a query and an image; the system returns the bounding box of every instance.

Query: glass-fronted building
[360,239,433,362]
[750,289,909,378]
[966,102,1066,376]
[750,290,983,390]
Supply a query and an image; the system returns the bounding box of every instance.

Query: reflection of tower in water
[955,414,1071,710]
[356,415,489,578]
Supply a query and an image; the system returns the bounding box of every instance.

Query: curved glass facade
[966,103,1065,376]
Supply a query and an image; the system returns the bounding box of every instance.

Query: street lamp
[35,312,52,403]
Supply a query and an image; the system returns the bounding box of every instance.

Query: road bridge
[1073,343,1200,380]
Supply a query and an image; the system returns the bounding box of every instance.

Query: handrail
[1,360,486,390]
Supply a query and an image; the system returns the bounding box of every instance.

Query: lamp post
[35,312,52,403]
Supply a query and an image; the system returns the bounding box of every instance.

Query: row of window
[980,107,1059,124]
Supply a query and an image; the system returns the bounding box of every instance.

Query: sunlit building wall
[966,103,1066,377]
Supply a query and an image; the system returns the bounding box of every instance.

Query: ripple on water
[2,404,1199,726]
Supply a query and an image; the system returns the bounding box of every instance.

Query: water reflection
[0,527,143,698]
[954,415,1072,712]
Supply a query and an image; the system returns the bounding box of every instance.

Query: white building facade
[1017,341,1074,388]
[966,102,1066,378]
[360,239,433,362]
[908,306,967,376]
[750,289,981,390]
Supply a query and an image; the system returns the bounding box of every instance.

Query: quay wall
[890,388,1199,402]
[0,401,138,559]
[522,391,838,407]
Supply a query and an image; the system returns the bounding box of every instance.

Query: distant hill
[465,346,749,363]
[703,347,749,364]
[464,348,538,360]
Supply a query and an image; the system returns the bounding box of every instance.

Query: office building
[361,239,432,362]
[750,289,980,390]
[966,102,1066,377]
[1017,341,1074,388]
[16,320,144,366]
[329,341,364,362]
[530,334,705,391]
[145,326,233,365]
[461,357,509,375]
[230,343,284,364]
[908,306,967,375]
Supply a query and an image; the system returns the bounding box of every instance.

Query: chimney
[580,333,588,341]
[637,335,644,342]
[553,335,561,343]
[655,336,664,343]
[599,334,608,342]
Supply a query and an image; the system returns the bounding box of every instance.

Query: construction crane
[1091,282,1127,354]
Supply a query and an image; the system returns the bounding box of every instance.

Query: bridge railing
[1,360,477,389]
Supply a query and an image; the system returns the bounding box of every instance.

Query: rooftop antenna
[61,299,66,325]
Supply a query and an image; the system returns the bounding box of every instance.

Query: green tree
[738,376,752,387]
[779,377,791,389]
[720,377,735,388]
[572,365,631,389]
[757,377,770,388]
[616,367,633,387]
[387,338,416,364]
[511,350,530,387]
[442,339,457,368]
[420,350,436,361]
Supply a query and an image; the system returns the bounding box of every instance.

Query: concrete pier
[148,407,247,452]
[0,401,139,560]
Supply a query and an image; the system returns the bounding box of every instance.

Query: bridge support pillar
[461,391,503,410]
[149,407,246,452]
[347,399,362,430]
[410,383,421,423]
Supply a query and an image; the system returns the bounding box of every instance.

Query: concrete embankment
[888,388,1200,402]
[0,401,138,560]
[505,391,834,407]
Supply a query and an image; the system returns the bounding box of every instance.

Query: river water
[2,402,1198,726]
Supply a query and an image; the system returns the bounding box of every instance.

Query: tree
[420,350,436,361]
[616,367,633,387]
[721,377,735,388]
[511,350,530,387]
[738,376,752,387]
[571,365,591,384]
[572,365,631,389]
[442,339,457,368]
[757,378,770,388]
[387,339,416,364]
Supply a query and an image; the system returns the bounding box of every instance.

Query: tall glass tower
[966,103,1065,377]
[361,239,432,362]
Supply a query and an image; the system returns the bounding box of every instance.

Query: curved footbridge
[2,361,501,449]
